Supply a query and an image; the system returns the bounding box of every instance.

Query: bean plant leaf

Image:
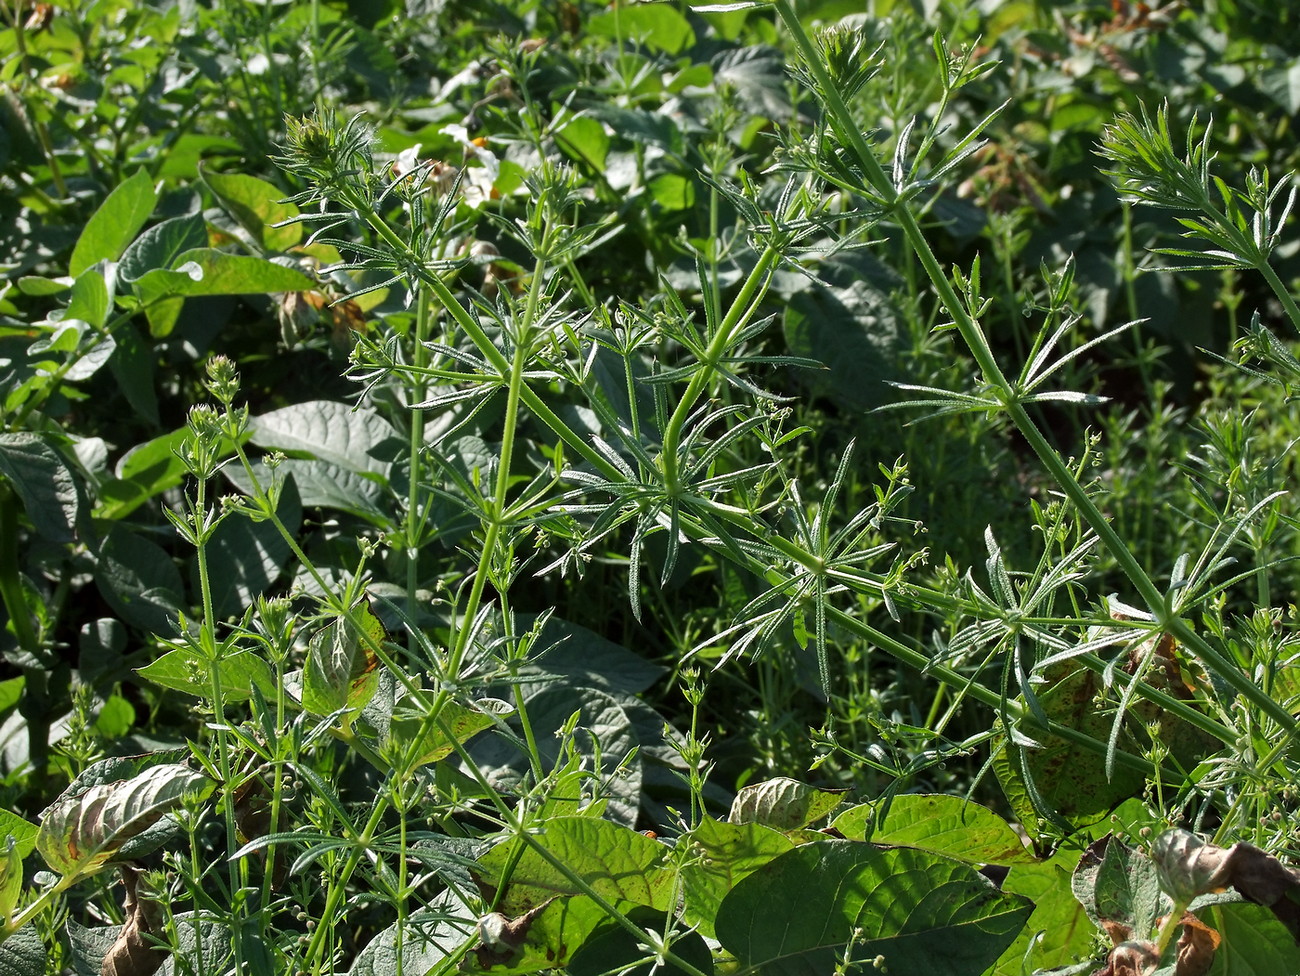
[94,526,185,636]
[830,795,1035,865]
[387,697,504,768]
[681,816,796,939]
[97,429,195,521]
[300,603,385,718]
[37,762,213,881]
[474,817,674,915]
[223,459,391,524]
[469,818,674,974]
[348,893,477,976]
[714,840,1033,976]
[1201,901,1300,974]
[729,776,845,830]
[200,166,303,252]
[69,169,158,277]
[118,213,208,283]
[568,907,715,976]
[1071,835,1167,943]
[0,924,46,976]
[248,401,399,478]
[137,648,276,703]
[134,249,313,298]
[0,433,80,543]
[586,3,694,54]
[993,844,1097,974]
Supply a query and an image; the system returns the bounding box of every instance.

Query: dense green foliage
[4,0,1300,973]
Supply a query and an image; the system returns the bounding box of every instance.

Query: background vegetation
[3,0,1300,973]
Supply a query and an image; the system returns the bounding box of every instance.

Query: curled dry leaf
[1154,829,1300,940]
[473,899,554,969]
[102,864,166,976]
[1092,939,1159,976]
[1174,911,1220,976]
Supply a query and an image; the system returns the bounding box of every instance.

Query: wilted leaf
[102,865,167,976]
[1154,830,1300,941]
[37,762,212,881]
[1072,835,1167,943]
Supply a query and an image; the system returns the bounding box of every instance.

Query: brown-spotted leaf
[301,602,384,719]
[37,763,212,881]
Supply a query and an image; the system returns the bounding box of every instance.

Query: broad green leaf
[467,683,644,826]
[0,433,80,542]
[587,3,694,54]
[134,248,313,298]
[648,172,695,211]
[0,924,45,976]
[1071,835,1167,938]
[222,459,391,524]
[475,817,674,915]
[348,894,476,976]
[97,428,194,521]
[94,526,185,635]
[469,818,674,974]
[248,401,398,477]
[831,795,1034,865]
[92,694,134,740]
[0,676,22,714]
[993,844,1096,974]
[69,170,158,277]
[79,618,127,689]
[568,907,715,976]
[1204,901,1300,974]
[729,777,845,830]
[715,840,1033,976]
[387,698,503,768]
[118,212,208,283]
[200,166,303,252]
[301,603,385,718]
[781,250,904,412]
[0,808,37,859]
[137,648,276,703]
[37,762,212,881]
[0,809,37,923]
[0,834,23,924]
[993,663,1147,833]
[107,321,159,425]
[65,268,110,328]
[556,116,609,171]
[681,816,795,939]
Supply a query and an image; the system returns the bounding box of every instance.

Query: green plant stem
[659,245,780,490]
[772,0,1298,739]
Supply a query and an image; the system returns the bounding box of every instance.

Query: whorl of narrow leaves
[36,764,212,881]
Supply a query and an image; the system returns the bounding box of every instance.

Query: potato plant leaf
[714,840,1033,976]
[36,763,212,881]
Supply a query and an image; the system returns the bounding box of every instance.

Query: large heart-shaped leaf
[715,840,1032,976]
